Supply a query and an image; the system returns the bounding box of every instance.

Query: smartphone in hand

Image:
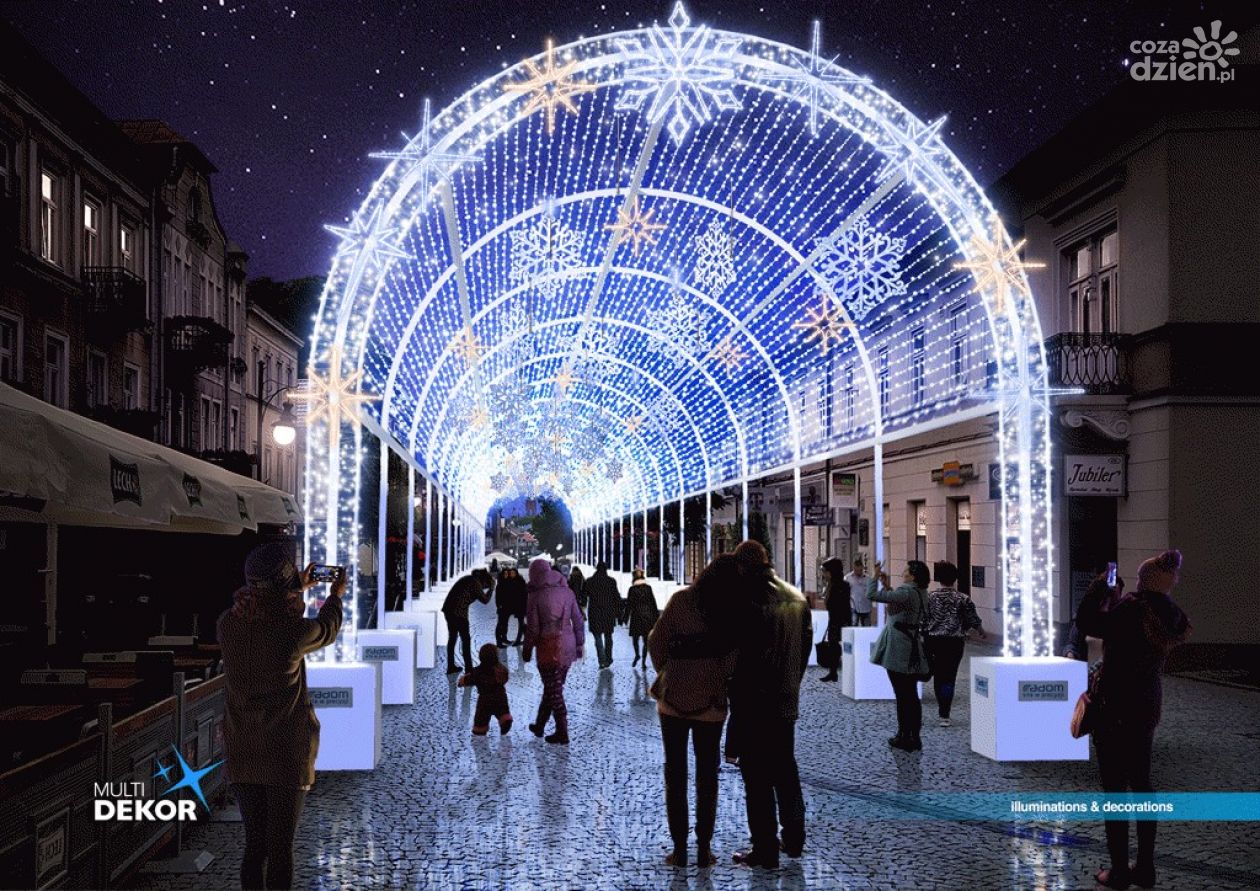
[310,565,345,584]
[1106,562,1118,589]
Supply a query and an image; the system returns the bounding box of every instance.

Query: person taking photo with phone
[217,542,346,891]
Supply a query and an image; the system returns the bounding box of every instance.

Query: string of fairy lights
[302,2,1057,660]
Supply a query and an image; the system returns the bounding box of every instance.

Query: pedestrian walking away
[523,557,585,744]
[649,554,741,869]
[459,643,513,735]
[819,557,851,682]
[495,565,528,647]
[217,543,345,891]
[869,560,932,752]
[623,568,660,668]
[568,564,587,611]
[924,561,986,726]
[1075,550,1191,890]
[584,561,622,669]
[442,568,494,674]
[845,557,872,626]
[728,540,812,870]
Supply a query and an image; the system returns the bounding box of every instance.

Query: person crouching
[459,643,513,736]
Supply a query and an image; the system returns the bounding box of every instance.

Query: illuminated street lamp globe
[271,403,297,446]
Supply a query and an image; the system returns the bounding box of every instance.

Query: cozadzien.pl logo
[94,745,223,822]
[1129,20,1241,83]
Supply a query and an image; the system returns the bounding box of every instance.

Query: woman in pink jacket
[523,557,585,744]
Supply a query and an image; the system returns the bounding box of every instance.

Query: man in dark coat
[494,566,528,647]
[729,540,812,870]
[442,568,493,673]
[820,557,851,682]
[583,561,622,669]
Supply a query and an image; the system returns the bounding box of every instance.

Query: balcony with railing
[1045,332,1130,395]
[83,266,150,339]
[165,315,233,380]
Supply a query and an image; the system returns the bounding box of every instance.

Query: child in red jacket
[458,643,512,735]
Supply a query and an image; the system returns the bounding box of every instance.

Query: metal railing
[82,266,149,336]
[1045,332,1130,395]
[165,315,233,377]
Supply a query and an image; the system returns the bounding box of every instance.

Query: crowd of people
[210,539,1191,886]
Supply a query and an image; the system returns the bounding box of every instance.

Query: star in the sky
[323,202,411,271]
[954,216,1045,314]
[293,344,379,428]
[606,195,667,257]
[161,745,223,813]
[503,39,597,134]
[370,97,479,199]
[792,292,855,356]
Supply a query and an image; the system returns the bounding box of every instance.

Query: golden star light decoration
[624,414,644,434]
[953,217,1045,314]
[503,40,597,134]
[469,406,490,429]
[710,334,747,373]
[606,195,668,257]
[453,327,482,364]
[294,345,379,428]
[793,293,855,356]
[552,367,575,395]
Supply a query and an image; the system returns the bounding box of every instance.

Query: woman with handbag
[819,557,851,682]
[648,555,742,868]
[869,560,932,752]
[1075,550,1190,890]
[924,561,985,726]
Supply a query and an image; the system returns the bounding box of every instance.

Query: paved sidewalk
[132,604,1260,890]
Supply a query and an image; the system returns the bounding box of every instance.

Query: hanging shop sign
[956,500,972,531]
[804,505,833,525]
[1063,454,1126,496]
[931,461,977,486]
[831,471,858,509]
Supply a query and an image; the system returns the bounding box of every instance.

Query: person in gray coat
[870,560,931,751]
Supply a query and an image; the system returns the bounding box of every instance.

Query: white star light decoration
[606,195,668,257]
[758,20,870,136]
[614,1,743,145]
[877,114,948,183]
[793,292,855,356]
[510,215,585,298]
[503,40,598,134]
[369,97,478,200]
[294,345,379,428]
[814,217,908,321]
[954,217,1046,315]
[691,220,736,296]
[324,203,411,271]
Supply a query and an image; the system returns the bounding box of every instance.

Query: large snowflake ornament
[650,278,711,358]
[574,326,622,383]
[814,217,907,321]
[614,2,744,145]
[489,472,508,491]
[691,221,736,296]
[645,398,685,438]
[510,216,585,298]
[605,456,623,482]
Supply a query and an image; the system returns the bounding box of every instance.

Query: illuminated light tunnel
[301,3,1057,660]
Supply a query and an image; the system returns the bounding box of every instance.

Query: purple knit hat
[1137,549,1182,593]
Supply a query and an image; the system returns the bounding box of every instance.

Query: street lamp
[272,403,297,446]
[256,382,295,484]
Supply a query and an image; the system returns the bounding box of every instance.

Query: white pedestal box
[806,610,829,666]
[355,629,416,705]
[384,611,437,669]
[969,656,1089,762]
[840,626,896,700]
[306,661,381,771]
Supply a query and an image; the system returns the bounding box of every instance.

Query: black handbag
[816,641,840,670]
[901,588,934,681]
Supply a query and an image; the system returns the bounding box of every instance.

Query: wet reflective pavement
[131,603,1260,889]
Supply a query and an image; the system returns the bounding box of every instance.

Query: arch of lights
[302,3,1058,660]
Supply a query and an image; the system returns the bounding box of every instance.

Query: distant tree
[246,275,326,366]
[529,498,573,558]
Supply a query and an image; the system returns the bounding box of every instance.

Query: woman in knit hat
[1074,550,1191,890]
[217,542,346,890]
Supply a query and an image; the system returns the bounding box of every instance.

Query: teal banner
[848,793,1260,821]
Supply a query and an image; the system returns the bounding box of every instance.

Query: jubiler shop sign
[1063,454,1126,496]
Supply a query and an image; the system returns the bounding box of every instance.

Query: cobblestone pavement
[132,605,1260,890]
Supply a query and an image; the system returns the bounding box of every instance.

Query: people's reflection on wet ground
[447,672,472,723]
[595,667,614,707]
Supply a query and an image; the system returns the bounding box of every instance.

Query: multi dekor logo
[1129,20,1241,83]
[94,745,222,822]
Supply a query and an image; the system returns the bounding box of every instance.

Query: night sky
[2,0,1236,280]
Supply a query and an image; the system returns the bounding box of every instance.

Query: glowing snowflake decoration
[814,217,907,321]
[792,292,855,356]
[710,334,747,374]
[324,203,411,271]
[877,114,948,184]
[489,472,508,491]
[645,399,684,438]
[757,21,870,136]
[614,1,743,145]
[691,220,736,296]
[650,276,710,358]
[574,326,622,382]
[605,456,623,482]
[370,98,479,200]
[510,216,585,298]
[953,216,1045,315]
[503,40,598,134]
[606,195,668,257]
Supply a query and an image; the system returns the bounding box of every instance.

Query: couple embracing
[648,540,812,870]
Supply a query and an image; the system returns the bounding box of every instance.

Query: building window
[1067,228,1119,335]
[44,331,68,408]
[0,313,19,383]
[910,327,926,408]
[230,406,239,450]
[83,198,101,268]
[877,347,890,417]
[0,141,11,195]
[211,401,222,450]
[40,170,60,264]
[123,364,140,410]
[173,392,185,447]
[87,350,107,409]
[949,303,968,389]
[120,223,136,273]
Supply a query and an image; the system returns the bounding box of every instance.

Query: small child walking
[458,643,513,735]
